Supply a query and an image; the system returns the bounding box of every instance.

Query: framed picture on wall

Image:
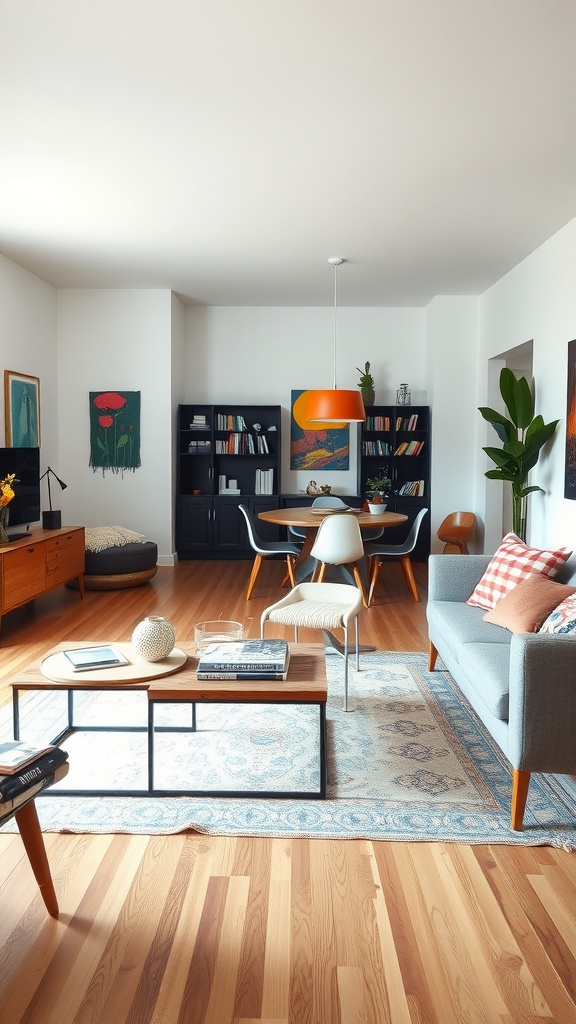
[4,370,41,447]
[565,339,576,499]
[290,389,350,470]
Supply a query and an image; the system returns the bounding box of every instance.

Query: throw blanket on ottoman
[85,525,147,553]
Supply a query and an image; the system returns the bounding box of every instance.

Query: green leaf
[485,468,516,483]
[511,375,534,428]
[116,433,129,449]
[498,368,518,423]
[499,369,534,428]
[483,446,517,468]
[478,407,515,444]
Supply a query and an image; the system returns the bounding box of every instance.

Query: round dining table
[258,505,408,580]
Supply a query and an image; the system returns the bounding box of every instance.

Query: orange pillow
[483,574,576,633]
[467,533,572,611]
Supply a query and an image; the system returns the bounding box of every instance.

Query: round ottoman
[71,541,158,590]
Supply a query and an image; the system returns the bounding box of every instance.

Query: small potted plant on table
[366,470,392,515]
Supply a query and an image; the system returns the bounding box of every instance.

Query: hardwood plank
[0,559,574,1023]
[261,840,292,1019]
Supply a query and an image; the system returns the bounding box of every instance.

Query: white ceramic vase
[131,615,176,662]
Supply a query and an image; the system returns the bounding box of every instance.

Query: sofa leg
[428,641,438,671]
[511,769,531,831]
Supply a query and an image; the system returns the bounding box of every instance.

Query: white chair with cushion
[260,581,362,711]
[238,503,301,599]
[309,513,369,606]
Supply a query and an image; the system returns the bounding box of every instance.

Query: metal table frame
[11,683,328,800]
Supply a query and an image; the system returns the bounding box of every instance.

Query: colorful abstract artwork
[89,391,141,474]
[4,370,40,447]
[290,389,349,471]
[565,340,576,499]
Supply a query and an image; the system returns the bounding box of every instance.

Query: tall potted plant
[479,368,559,542]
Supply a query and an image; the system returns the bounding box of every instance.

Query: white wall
[57,289,176,563]
[426,296,480,551]
[185,305,427,495]
[478,217,576,553]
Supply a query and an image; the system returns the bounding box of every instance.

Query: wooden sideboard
[0,527,85,632]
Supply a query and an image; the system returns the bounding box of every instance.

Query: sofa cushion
[483,574,576,633]
[457,643,511,721]
[540,591,576,634]
[427,600,511,664]
[466,533,572,611]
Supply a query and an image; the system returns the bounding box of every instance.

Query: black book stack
[0,743,69,821]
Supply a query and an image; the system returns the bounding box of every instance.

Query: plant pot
[368,502,387,515]
[361,387,375,408]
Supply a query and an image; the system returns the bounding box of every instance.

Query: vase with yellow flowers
[0,473,15,544]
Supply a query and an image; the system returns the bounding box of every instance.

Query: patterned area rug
[2,651,576,846]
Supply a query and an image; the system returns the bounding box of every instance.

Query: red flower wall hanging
[89,391,141,474]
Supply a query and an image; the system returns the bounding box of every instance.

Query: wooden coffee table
[10,641,328,799]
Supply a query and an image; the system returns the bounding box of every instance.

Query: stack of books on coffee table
[196,639,290,680]
[0,741,69,819]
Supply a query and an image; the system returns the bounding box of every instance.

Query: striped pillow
[466,533,572,611]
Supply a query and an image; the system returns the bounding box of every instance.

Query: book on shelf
[0,746,68,801]
[63,645,130,672]
[0,740,54,774]
[0,762,70,820]
[362,440,392,456]
[396,414,420,431]
[395,440,424,456]
[215,413,248,432]
[365,415,391,431]
[197,639,289,673]
[398,480,425,496]
[189,415,208,429]
[255,468,274,494]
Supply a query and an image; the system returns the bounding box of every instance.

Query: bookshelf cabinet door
[177,496,212,553]
[213,498,246,552]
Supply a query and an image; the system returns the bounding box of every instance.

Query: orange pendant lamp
[307,258,366,424]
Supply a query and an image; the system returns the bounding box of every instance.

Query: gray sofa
[426,553,576,830]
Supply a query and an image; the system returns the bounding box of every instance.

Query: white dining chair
[288,495,348,543]
[309,513,369,606]
[260,581,362,711]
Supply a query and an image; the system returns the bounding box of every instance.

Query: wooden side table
[0,761,69,916]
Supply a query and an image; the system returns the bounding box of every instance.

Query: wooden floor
[0,559,575,1024]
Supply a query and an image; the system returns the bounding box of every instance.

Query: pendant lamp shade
[307,258,366,424]
[307,388,366,423]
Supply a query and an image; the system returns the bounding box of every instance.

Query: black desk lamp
[40,467,67,529]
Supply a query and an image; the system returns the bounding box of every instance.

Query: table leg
[14,800,59,917]
[294,527,319,582]
[13,687,20,740]
[319,702,327,798]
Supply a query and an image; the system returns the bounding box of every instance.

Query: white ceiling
[2,0,576,306]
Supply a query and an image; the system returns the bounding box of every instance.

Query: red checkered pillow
[467,533,572,611]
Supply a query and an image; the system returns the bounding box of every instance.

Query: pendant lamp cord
[332,260,338,390]
[330,258,344,389]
